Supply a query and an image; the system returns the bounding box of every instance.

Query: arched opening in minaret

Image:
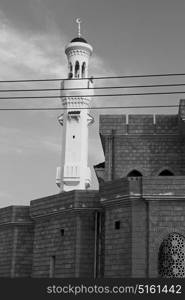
[75,61,80,78]
[82,62,86,78]
[68,62,73,79]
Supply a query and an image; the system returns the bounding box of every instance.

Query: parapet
[0,205,32,225]
[100,114,179,135]
[30,190,100,219]
[99,176,185,203]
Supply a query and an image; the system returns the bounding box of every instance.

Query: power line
[0,105,179,111]
[1,83,185,93]
[1,72,185,83]
[1,91,185,100]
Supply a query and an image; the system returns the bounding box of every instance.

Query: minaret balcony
[61,78,94,98]
[62,97,91,109]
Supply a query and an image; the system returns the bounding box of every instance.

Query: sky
[1,0,185,207]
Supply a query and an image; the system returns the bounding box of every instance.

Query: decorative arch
[155,166,175,176]
[68,62,73,79]
[158,232,185,278]
[82,62,86,78]
[69,62,72,72]
[127,170,142,177]
[75,61,80,78]
[158,169,174,176]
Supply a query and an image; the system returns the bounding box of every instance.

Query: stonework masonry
[1,100,185,277]
[30,190,99,278]
[99,113,185,181]
[0,206,34,277]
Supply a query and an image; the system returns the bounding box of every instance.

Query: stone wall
[147,199,185,277]
[0,206,14,277]
[0,206,34,277]
[100,177,185,278]
[103,202,132,277]
[99,114,185,181]
[30,190,99,278]
[100,179,138,278]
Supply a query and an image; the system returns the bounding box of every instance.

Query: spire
[76,18,82,37]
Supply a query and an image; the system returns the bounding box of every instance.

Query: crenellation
[100,113,180,135]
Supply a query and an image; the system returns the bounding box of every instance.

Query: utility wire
[1,91,185,100]
[0,105,179,111]
[1,72,185,83]
[1,83,185,93]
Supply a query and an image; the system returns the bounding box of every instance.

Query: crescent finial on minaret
[76,18,82,37]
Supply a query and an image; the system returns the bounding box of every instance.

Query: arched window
[68,62,73,79]
[69,62,72,72]
[127,170,142,177]
[82,62,86,78]
[158,233,185,278]
[75,61,80,78]
[159,169,174,176]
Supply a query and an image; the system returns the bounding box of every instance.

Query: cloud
[0,8,117,118]
[0,16,67,80]
[42,139,60,153]
[0,125,60,155]
[0,8,114,82]
[90,55,114,77]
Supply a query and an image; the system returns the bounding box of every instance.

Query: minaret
[56,19,94,192]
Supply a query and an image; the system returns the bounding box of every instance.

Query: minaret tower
[56,19,94,192]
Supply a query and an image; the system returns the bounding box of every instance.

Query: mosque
[0,20,185,278]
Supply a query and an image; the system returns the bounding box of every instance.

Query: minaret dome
[65,19,93,79]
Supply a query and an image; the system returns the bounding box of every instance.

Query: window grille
[158,233,185,278]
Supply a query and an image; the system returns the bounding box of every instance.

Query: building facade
[1,27,185,278]
[1,101,185,277]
